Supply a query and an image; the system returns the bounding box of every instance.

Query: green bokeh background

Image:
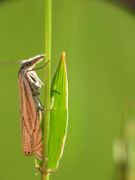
[0,0,135,179]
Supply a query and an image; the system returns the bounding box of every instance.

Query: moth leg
[42,169,56,175]
[43,107,55,112]
[37,96,55,112]
[34,159,42,175]
[39,106,54,112]
[31,60,50,71]
[38,99,45,111]
[32,92,40,96]
[36,166,56,175]
[43,97,55,112]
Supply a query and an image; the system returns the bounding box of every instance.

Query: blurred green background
[0,0,135,179]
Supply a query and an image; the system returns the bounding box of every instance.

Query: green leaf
[47,52,68,171]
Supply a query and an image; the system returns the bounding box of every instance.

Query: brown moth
[18,55,45,160]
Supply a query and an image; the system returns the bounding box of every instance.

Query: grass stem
[42,0,52,179]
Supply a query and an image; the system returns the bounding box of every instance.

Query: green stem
[42,0,52,180]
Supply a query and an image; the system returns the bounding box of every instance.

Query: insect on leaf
[47,52,68,171]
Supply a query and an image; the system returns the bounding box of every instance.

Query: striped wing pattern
[18,71,42,160]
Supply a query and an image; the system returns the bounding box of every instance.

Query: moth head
[20,54,45,70]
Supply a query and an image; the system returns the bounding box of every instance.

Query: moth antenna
[0,59,21,64]
[0,60,22,68]
[0,54,45,68]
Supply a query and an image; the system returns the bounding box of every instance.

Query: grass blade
[48,52,68,171]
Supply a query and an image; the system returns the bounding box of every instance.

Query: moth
[18,54,45,160]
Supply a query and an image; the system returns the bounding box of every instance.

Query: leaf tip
[61,51,67,73]
[61,51,66,64]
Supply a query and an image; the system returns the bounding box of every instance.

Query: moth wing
[33,111,43,160]
[18,73,34,155]
[18,72,42,159]
[25,71,43,159]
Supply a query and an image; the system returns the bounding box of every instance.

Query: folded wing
[18,71,42,160]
